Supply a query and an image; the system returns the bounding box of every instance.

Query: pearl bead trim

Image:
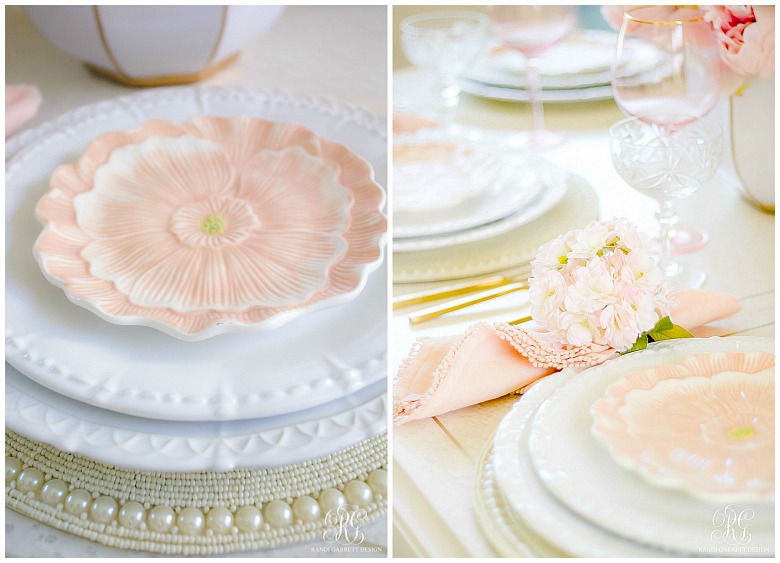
[475,443,547,556]
[6,430,387,555]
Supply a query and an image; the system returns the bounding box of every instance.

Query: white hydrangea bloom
[528,218,671,352]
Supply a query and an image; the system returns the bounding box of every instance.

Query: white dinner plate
[393,171,598,283]
[393,132,545,238]
[6,363,386,472]
[466,30,618,86]
[492,370,662,557]
[393,165,568,252]
[527,337,775,556]
[6,86,387,421]
[459,80,614,104]
[462,30,615,104]
[461,31,668,105]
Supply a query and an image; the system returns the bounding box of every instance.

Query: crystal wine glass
[610,119,722,287]
[400,11,490,127]
[487,5,577,149]
[610,6,722,288]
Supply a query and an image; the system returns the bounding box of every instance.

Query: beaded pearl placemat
[474,440,566,557]
[6,430,387,555]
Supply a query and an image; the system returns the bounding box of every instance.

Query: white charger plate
[527,337,775,556]
[6,363,386,472]
[6,86,387,421]
[492,370,661,557]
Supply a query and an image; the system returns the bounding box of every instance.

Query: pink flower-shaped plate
[592,352,775,502]
[33,116,386,340]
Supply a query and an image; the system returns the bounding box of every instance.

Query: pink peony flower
[604,5,775,94]
[529,219,671,352]
[600,5,635,30]
[703,5,774,92]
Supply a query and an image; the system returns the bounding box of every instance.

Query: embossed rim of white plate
[492,369,662,557]
[474,445,560,557]
[393,166,568,252]
[393,131,502,214]
[6,86,387,422]
[393,130,545,238]
[6,364,386,472]
[526,336,775,555]
[393,171,598,283]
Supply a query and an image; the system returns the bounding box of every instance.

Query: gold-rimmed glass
[612,5,721,131]
[610,6,723,288]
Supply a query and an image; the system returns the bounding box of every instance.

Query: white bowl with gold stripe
[24,5,285,86]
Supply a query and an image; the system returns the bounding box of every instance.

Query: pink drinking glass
[487,5,577,150]
[612,6,721,130]
[611,6,722,286]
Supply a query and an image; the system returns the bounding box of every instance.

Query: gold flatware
[508,315,533,325]
[393,268,531,310]
[408,281,528,325]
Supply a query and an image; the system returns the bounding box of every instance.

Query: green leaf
[651,316,674,333]
[648,324,694,342]
[621,333,648,355]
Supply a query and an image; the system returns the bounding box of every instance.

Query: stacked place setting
[394,8,604,286]
[393,129,598,283]
[5,85,388,555]
[392,127,600,285]
[478,336,775,557]
[460,29,622,104]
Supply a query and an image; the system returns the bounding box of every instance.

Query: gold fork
[393,266,532,310]
[408,282,529,325]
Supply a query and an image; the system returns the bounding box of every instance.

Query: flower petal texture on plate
[592,351,775,501]
[33,116,386,339]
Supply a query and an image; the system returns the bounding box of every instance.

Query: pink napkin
[6,84,42,138]
[393,111,438,134]
[394,288,742,425]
